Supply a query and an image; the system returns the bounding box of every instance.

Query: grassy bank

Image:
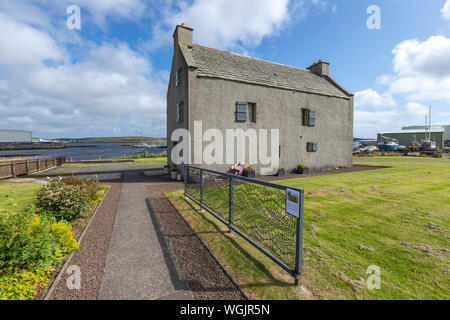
[108,152,167,164]
[61,153,167,169]
[167,161,450,300]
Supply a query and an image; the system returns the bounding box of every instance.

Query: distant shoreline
[0,143,67,151]
[55,137,167,144]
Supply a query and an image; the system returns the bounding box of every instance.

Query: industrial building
[378,125,450,150]
[0,129,32,143]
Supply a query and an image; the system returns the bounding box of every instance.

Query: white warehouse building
[0,129,32,143]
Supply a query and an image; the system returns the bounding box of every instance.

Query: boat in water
[132,143,150,148]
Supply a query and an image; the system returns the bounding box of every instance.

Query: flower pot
[171,171,178,179]
[296,167,309,175]
[277,169,285,177]
[163,167,169,174]
[246,171,256,178]
[177,174,182,181]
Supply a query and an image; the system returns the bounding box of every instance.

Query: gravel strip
[147,183,246,300]
[46,182,122,300]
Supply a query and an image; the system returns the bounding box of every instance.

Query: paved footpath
[98,172,193,300]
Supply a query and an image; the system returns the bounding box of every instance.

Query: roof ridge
[191,44,311,73]
[187,43,352,99]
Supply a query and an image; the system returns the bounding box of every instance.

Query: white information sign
[286,188,300,218]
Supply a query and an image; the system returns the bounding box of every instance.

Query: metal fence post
[200,169,204,207]
[11,163,16,178]
[184,165,188,195]
[229,177,234,233]
[294,190,305,285]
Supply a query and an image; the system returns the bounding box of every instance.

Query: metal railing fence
[184,165,304,283]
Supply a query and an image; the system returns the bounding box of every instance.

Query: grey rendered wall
[167,45,190,169]
[187,74,353,174]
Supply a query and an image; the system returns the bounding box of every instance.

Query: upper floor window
[236,101,256,123]
[175,68,181,87]
[307,142,318,152]
[176,101,184,123]
[302,108,316,127]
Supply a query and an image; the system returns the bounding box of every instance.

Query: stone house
[167,24,354,175]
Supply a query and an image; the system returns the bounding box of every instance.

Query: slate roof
[180,44,351,99]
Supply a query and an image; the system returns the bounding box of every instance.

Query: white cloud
[73,0,147,26]
[0,13,66,65]
[392,36,450,77]
[154,0,290,50]
[1,0,323,138]
[354,89,396,108]
[1,0,147,31]
[150,0,324,51]
[354,35,450,137]
[442,0,450,20]
[404,102,429,117]
[0,31,166,137]
[385,35,450,103]
[354,110,399,128]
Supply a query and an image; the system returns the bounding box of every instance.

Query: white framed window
[175,68,181,87]
[236,101,257,123]
[236,101,247,122]
[176,101,184,123]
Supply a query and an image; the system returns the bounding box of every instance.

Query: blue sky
[1,0,450,138]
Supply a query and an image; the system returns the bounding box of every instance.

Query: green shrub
[0,209,79,300]
[37,179,90,221]
[0,210,61,271]
[60,177,101,203]
[0,267,50,300]
[50,221,79,255]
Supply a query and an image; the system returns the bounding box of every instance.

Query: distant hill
[56,137,167,143]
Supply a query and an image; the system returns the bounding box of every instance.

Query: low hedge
[36,177,102,222]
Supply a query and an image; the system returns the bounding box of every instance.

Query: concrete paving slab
[98,172,193,300]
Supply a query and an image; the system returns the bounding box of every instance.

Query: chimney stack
[173,23,193,47]
[308,60,330,77]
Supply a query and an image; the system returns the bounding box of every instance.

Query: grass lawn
[0,182,42,214]
[353,155,450,161]
[61,156,167,169]
[167,161,450,300]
